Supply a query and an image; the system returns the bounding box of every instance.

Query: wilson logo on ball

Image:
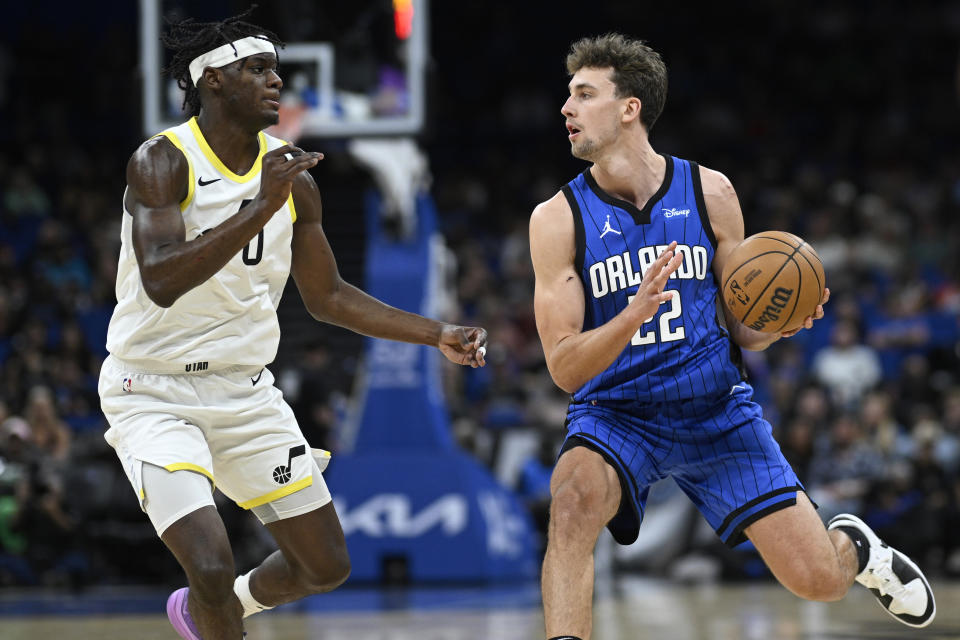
[747,287,794,331]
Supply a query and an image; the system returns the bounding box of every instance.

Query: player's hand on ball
[779,287,830,338]
[438,324,488,368]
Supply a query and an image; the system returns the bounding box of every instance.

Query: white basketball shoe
[828,513,935,628]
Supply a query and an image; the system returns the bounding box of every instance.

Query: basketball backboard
[139,0,428,140]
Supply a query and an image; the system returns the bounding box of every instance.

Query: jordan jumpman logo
[600,214,622,238]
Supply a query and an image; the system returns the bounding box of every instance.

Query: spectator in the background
[288,341,339,451]
[33,220,92,293]
[3,169,50,219]
[761,340,805,425]
[23,386,70,464]
[779,418,816,483]
[14,385,80,585]
[909,408,960,481]
[852,194,906,276]
[55,322,94,373]
[938,388,960,476]
[0,412,84,587]
[0,417,34,585]
[47,323,102,432]
[948,474,960,576]
[791,384,833,432]
[807,413,884,520]
[456,242,497,318]
[859,391,913,464]
[895,354,942,415]
[867,283,936,380]
[897,422,954,567]
[497,218,535,307]
[811,320,882,408]
[804,208,851,282]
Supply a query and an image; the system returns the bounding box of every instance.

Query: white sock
[234,570,273,619]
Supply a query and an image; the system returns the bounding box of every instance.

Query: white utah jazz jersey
[106,117,296,372]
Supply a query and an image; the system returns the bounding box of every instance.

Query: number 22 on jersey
[627,289,685,346]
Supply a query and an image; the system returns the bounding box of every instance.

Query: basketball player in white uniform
[98,11,487,640]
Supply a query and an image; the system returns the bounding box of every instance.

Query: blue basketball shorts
[562,382,805,547]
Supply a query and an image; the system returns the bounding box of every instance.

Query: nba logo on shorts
[122,377,133,393]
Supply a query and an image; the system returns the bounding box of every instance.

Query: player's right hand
[256,145,323,213]
[628,240,684,326]
[779,287,830,338]
[438,324,488,368]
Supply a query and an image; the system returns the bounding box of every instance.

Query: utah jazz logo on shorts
[273,444,306,484]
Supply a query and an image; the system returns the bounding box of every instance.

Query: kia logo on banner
[335,493,468,538]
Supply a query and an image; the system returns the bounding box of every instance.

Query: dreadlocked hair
[161,5,284,117]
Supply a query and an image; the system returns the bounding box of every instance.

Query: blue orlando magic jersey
[564,155,744,404]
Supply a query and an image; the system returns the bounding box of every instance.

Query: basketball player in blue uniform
[99,10,486,640]
[530,34,934,640]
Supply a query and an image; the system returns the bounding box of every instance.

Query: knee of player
[186,558,238,599]
[549,481,614,534]
[782,562,850,602]
[294,547,351,593]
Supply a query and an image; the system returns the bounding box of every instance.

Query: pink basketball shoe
[166,587,202,640]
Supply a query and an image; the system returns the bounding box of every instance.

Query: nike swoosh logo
[198,177,221,186]
[251,370,263,386]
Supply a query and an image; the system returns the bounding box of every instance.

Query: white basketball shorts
[98,355,332,525]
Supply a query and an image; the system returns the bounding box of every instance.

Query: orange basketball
[720,231,825,333]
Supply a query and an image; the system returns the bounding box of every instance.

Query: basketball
[720,231,825,333]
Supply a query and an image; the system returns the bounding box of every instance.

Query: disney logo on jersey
[662,207,690,218]
[588,243,709,298]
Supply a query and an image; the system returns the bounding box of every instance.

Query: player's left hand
[438,325,488,368]
[780,287,830,338]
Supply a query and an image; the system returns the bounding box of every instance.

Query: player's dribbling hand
[629,241,684,326]
[438,325,488,368]
[779,287,830,338]
[255,145,323,213]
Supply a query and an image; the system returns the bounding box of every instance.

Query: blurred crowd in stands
[0,1,958,589]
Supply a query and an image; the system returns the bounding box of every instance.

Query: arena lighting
[394,0,414,39]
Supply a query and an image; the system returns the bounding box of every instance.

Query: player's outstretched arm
[128,141,319,307]
[530,193,681,393]
[290,172,486,367]
[702,165,829,348]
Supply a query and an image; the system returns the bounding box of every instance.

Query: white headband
[188,36,277,86]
